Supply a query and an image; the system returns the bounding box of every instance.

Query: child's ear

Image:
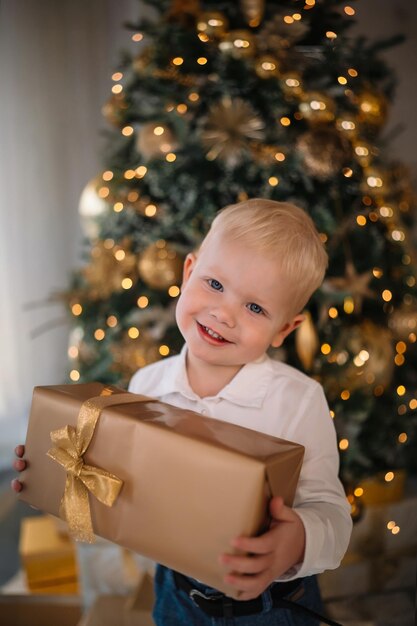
[271,313,305,348]
[181,252,197,287]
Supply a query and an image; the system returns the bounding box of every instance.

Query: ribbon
[47,389,152,542]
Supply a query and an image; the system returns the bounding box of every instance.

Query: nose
[209,303,236,328]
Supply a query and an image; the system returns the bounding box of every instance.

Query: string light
[98,186,110,198]
[398,432,408,443]
[131,33,143,42]
[107,316,118,327]
[344,296,354,314]
[128,327,140,339]
[172,57,184,66]
[321,343,331,355]
[114,249,126,261]
[356,215,367,226]
[326,31,337,39]
[396,385,406,396]
[344,6,355,16]
[166,153,176,162]
[197,57,207,65]
[338,76,347,85]
[113,202,123,213]
[136,166,147,178]
[102,171,114,181]
[70,370,80,381]
[410,399,417,410]
[341,390,350,401]
[354,487,363,497]
[382,289,392,302]
[328,307,338,319]
[112,84,123,94]
[168,285,180,297]
[348,68,358,77]
[122,126,134,136]
[339,438,349,450]
[137,296,149,308]
[268,176,279,186]
[159,345,170,356]
[94,329,105,341]
[145,204,157,217]
[280,116,291,126]
[121,278,133,289]
[176,104,187,114]
[385,471,395,482]
[71,303,82,316]
[68,346,79,359]
[124,170,136,180]
[112,72,123,81]
[274,152,286,161]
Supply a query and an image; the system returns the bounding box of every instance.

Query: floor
[1,469,416,625]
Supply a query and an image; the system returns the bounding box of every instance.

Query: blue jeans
[153,565,323,625]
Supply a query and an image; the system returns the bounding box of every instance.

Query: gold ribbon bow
[47,390,150,542]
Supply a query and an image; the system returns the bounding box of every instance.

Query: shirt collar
[150,344,274,408]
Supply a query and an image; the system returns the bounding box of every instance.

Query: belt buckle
[189,588,212,607]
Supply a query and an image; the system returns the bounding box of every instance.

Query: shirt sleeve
[277,383,352,581]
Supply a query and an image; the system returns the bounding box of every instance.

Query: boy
[14,199,352,625]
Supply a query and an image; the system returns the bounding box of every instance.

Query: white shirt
[128,346,352,580]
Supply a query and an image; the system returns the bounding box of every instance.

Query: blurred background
[0,1,416,624]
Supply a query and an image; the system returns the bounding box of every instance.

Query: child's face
[175,233,304,375]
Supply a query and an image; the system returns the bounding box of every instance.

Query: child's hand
[219,496,306,601]
[11,444,26,493]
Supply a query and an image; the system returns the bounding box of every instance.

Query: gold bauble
[299,91,336,124]
[254,55,281,79]
[111,333,160,383]
[219,30,256,59]
[240,0,265,27]
[136,122,178,160]
[352,139,377,168]
[83,240,138,299]
[356,89,388,128]
[102,94,128,127]
[280,72,303,99]
[295,311,319,371]
[201,96,265,167]
[138,241,184,290]
[197,11,228,38]
[329,321,394,395]
[388,302,417,340]
[335,113,359,140]
[296,127,352,180]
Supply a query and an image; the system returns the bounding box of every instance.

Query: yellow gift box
[20,515,79,594]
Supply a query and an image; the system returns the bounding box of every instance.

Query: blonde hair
[203,198,328,315]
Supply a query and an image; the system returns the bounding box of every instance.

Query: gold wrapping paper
[19,383,304,597]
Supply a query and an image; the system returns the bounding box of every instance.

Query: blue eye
[248,303,263,314]
[208,279,223,291]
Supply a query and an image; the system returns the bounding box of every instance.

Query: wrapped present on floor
[19,514,79,594]
[80,572,155,626]
[19,383,304,598]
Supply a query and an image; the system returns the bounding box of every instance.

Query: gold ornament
[78,176,110,240]
[295,311,319,371]
[388,301,417,340]
[296,127,352,180]
[136,122,178,160]
[102,94,128,127]
[322,261,376,313]
[328,321,394,395]
[219,30,256,59]
[255,55,281,79]
[138,241,184,290]
[280,72,303,99]
[336,321,394,390]
[352,139,377,168]
[83,240,137,299]
[111,333,161,383]
[335,113,359,140]
[299,92,336,124]
[200,96,265,167]
[197,12,228,38]
[240,0,265,27]
[356,89,388,128]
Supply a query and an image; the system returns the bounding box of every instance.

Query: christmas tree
[68,0,417,496]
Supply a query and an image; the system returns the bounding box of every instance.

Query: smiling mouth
[197,322,230,343]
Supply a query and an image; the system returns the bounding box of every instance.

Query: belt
[173,571,342,625]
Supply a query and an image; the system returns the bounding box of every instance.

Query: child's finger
[15,445,25,458]
[11,479,23,493]
[231,532,274,555]
[219,552,271,575]
[13,459,26,472]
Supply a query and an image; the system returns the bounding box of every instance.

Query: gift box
[0,594,81,626]
[19,383,304,598]
[19,515,79,594]
[80,573,155,626]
